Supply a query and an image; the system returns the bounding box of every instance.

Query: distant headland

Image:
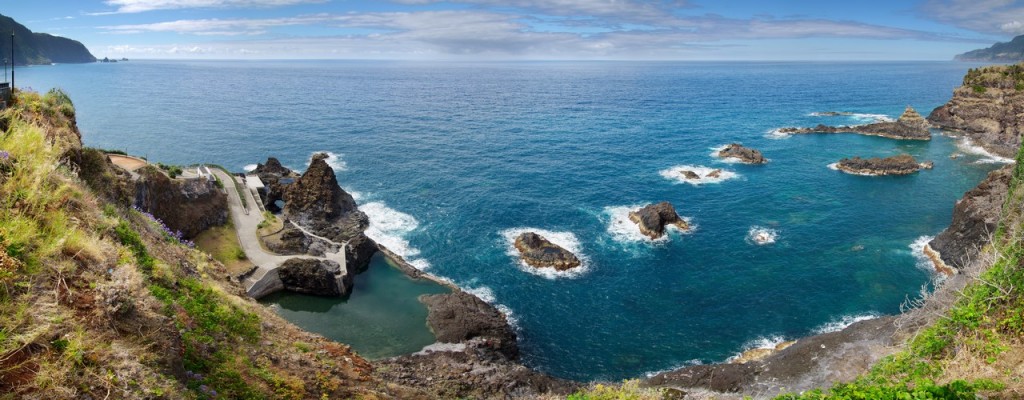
[0,13,95,65]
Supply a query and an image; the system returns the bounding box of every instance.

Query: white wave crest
[243,164,258,172]
[828,162,876,176]
[643,359,703,378]
[727,335,788,363]
[813,313,879,334]
[955,138,1014,164]
[307,151,348,171]
[909,235,935,272]
[362,202,431,270]
[850,113,893,123]
[746,226,778,245]
[659,165,739,186]
[500,228,589,279]
[766,128,791,139]
[709,145,743,164]
[603,204,692,244]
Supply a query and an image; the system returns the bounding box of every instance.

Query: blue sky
[6,0,1024,60]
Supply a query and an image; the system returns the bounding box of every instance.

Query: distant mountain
[0,13,95,65]
[955,35,1024,62]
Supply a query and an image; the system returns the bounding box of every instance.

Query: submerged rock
[513,232,581,271]
[779,106,931,140]
[718,143,767,164]
[628,202,690,239]
[834,154,930,176]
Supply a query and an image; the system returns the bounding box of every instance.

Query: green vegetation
[963,64,1024,92]
[156,162,184,179]
[972,85,987,93]
[567,380,665,400]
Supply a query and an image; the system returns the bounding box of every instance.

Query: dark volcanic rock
[928,64,1024,158]
[927,165,1012,274]
[133,166,227,239]
[681,170,701,180]
[513,232,581,271]
[421,291,518,359]
[253,157,298,213]
[628,202,690,239]
[834,154,929,176]
[780,106,931,140]
[277,258,351,297]
[281,153,377,271]
[718,143,767,164]
[645,317,898,396]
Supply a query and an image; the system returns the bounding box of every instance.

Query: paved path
[212,169,347,298]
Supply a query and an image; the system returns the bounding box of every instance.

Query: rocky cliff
[132,166,228,239]
[929,63,1024,158]
[926,165,1013,274]
[0,14,95,65]
[955,35,1024,62]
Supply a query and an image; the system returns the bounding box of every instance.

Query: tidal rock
[628,202,690,239]
[513,232,581,271]
[718,143,767,164]
[277,258,351,297]
[927,165,1012,274]
[681,170,701,180]
[420,291,519,359]
[779,106,931,140]
[928,64,1024,158]
[706,169,723,178]
[834,154,929,176]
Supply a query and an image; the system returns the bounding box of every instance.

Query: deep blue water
[17,60,1003,380]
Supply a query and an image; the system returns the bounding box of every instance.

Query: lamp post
[10,32,13,91]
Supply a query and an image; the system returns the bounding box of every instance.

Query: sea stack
[777,106,931,140]
[628,202,690,239]
[834,154,931,176]
[717,143,767,164]
[513,232,581,271]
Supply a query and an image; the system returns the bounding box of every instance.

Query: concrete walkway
[212,168,347,298]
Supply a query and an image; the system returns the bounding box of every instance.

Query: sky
[5,0,1024,60]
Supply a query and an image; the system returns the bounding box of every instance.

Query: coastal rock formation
[926,165,1012,274]
[928,64,1024,158]
[779,106,931,140]
[0,13,96,65]
[277,258,351,297]
[628,202,690,239]
[421,291,518,358]
[513,232,581,270]
[718,143,767,164]
[132,166,228,239]
[283,153,377,271]
[253,157,299,213]
[955,35,1024,62]
[645,317,899,396]
[682,170,701,180]
[834,154,930,176]
[707,169,723,178]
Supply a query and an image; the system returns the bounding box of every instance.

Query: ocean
[17,60,1003,380]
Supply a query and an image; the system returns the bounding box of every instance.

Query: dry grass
[193,221,253,276]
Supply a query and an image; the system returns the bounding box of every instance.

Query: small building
[244,174,265,192]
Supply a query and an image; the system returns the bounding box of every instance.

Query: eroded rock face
[929,64,1024,158]
[718,143,767,164]
[133,166,227,239]
[834,154,929,176]
[628,202,690,239]
[513,232,580,271]
[927,165,1012,273]
[421,291,518,359]
[780,106,931,140]
[281,153,377,271]
[253,157,298,213]
[277,258,351,297]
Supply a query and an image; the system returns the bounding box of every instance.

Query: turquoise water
[17,60,1003,380]
[259,254,450,359]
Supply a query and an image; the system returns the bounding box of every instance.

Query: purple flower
[0,151,9,160]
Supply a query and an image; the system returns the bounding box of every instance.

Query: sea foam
[909,235,935,272]
[500,228,589,279]
[362,202,431,270]
[659,165,739,186]
[243,164,258,172]
[307,151,348,171]
[955,138,1014,164]
[746,226,778,245]
[813,313,879,334]
[604,204,693,244]
[766,128,791,139]
[465,285,520,331]
[726,335,788,363]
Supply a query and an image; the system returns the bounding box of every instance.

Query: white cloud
[920,0,1024,36]
[97,0,325,14]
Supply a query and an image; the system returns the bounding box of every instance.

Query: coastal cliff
[132,166,228,239]
[955,35,1024,62]
[0,14,96,65]
[928,63,1024,158]
[925,166,1012,274]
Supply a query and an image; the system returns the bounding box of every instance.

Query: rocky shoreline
[778,106,931,140]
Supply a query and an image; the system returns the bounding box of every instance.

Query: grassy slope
[0,90,422,399]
